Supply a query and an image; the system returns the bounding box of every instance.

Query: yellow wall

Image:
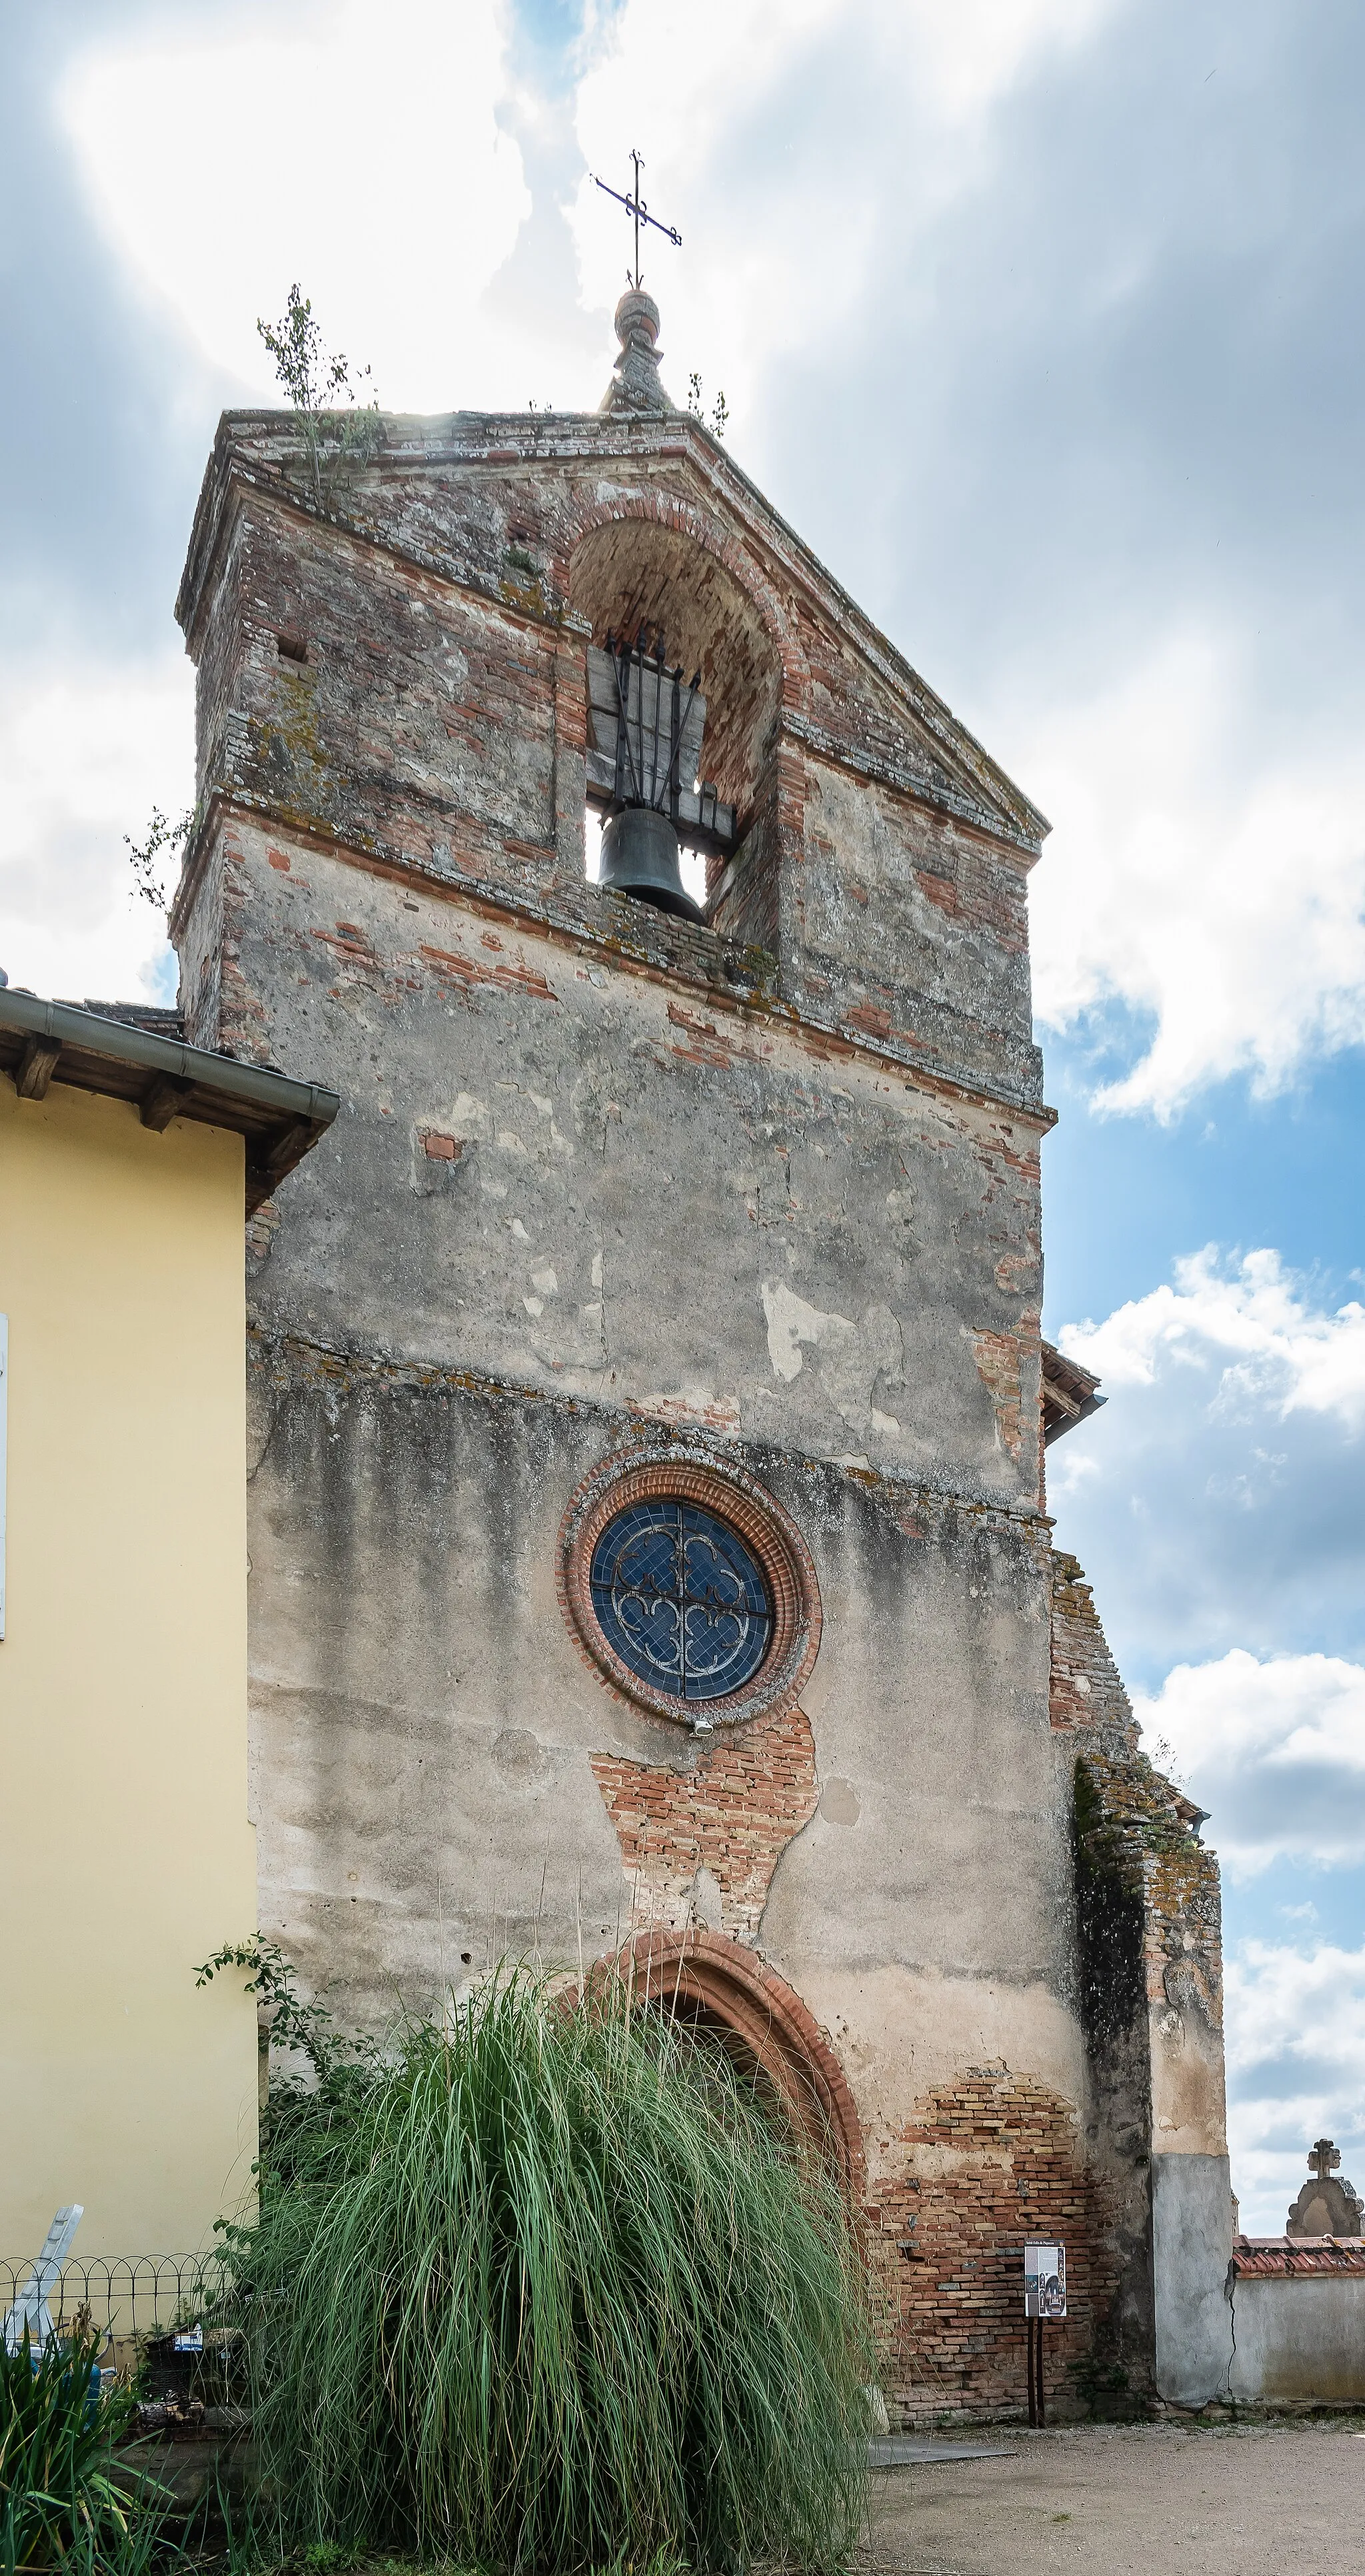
[0,1078,257,2263]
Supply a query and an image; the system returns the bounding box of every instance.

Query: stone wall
[1054,1550,1232,2408]
[208,813,1044,1508]
[1228,2241,1365,2406]
[173,406,1048,1114]
[170,393,1226,2419]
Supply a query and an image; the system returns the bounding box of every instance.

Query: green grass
[0,2321,167,2575]
[226,1969,872,2572]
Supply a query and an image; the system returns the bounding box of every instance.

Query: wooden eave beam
[15,1036,61,1100]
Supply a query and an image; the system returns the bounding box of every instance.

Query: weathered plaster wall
[1228,2248,1365,2406]
[244,1323,1101,2420]
[215,818,1044,1505]
[245,1336,1058,2036]
[1228,2275,1365,2405]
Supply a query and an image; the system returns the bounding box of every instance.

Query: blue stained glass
[590,1501,772,1702]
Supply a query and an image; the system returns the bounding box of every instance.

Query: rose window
[589,1500,772,1703]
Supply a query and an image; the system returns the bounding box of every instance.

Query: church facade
[169,295,1232,2417]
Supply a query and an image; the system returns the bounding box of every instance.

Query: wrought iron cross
[1309,2138,1341,2180]
[592,149,681,289]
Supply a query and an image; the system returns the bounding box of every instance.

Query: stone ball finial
[600,288,673,416]
[615,288,660,351]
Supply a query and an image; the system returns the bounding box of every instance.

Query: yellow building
[0,987,336,2270]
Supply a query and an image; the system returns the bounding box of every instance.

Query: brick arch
[553,487,809,721]
[610,1926,864,2193]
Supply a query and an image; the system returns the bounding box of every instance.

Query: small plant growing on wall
[125,804,196,914]
[686,371,729,439]
[257,283,383,506]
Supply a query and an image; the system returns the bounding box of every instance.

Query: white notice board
[1024,2242,1066,2319]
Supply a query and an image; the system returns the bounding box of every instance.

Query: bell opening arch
[567,514,788,837]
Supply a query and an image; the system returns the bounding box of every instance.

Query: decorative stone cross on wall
[1287,2136,1362,2238]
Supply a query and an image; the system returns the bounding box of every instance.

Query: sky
[2,0,1362,2232]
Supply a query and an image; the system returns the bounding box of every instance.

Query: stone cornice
[246,1322,1054,1542]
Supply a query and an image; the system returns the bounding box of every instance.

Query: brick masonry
[868,2065,1114,2423]
[1050,1549,1140,1738]
[589,1701,819,1941]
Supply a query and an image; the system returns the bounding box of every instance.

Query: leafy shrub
[227,1969,870,2571]
[0,2321,161,2574]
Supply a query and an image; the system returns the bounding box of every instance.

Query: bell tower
[170,292,1230,2419]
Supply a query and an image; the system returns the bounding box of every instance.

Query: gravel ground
[863,2419,1365,2576]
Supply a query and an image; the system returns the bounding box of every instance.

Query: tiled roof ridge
[1232,2234,1365,2275]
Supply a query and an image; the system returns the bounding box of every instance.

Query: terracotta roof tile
[1232,2234,1365,2276]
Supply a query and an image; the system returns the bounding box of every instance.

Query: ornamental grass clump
[233,1968,871,2571]
[0,2321,163,2575]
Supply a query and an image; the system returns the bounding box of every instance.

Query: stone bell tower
[170,291,1231,2418]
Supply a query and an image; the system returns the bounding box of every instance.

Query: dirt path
[864,2420,1365,2576]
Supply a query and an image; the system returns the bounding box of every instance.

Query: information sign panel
[1023,2241,1066,2319]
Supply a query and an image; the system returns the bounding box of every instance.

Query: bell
[598,806,703,923]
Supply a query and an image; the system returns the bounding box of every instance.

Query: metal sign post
[1022,2241,1066,2427]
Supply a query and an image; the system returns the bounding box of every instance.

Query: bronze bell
[598,806,702,922]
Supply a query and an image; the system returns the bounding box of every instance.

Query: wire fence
[1,2254,234,2349]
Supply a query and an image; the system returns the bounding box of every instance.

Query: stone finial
[1287,2137,1362,2238]
[599,289,675,417]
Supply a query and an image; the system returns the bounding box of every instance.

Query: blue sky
[3,0,1362,2230]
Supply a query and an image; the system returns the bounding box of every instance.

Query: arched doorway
[609,1927,864,2193]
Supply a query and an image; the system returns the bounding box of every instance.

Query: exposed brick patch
[916,868,958,915]
[246,1196,279,1264]
[665,998,770,1071]
[590,1700,819,1943]
[419,940,557,1003]
[421,1131,463,1161]
[868,2067,1116,2424]
[844,1001,892,1041]
[624,1390,742,1437]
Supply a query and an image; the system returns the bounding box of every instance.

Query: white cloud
[1134,1649,1365,1877]
[1224,1939,1365,2234]
[0,651,191,1005]
[570,0,1120,418]
[1026,628,1365,1115]
[62,2,533,414]
[1059,1245,1365,1429]
[49,1,1365,1115]
[1046,1246,1365,1677]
